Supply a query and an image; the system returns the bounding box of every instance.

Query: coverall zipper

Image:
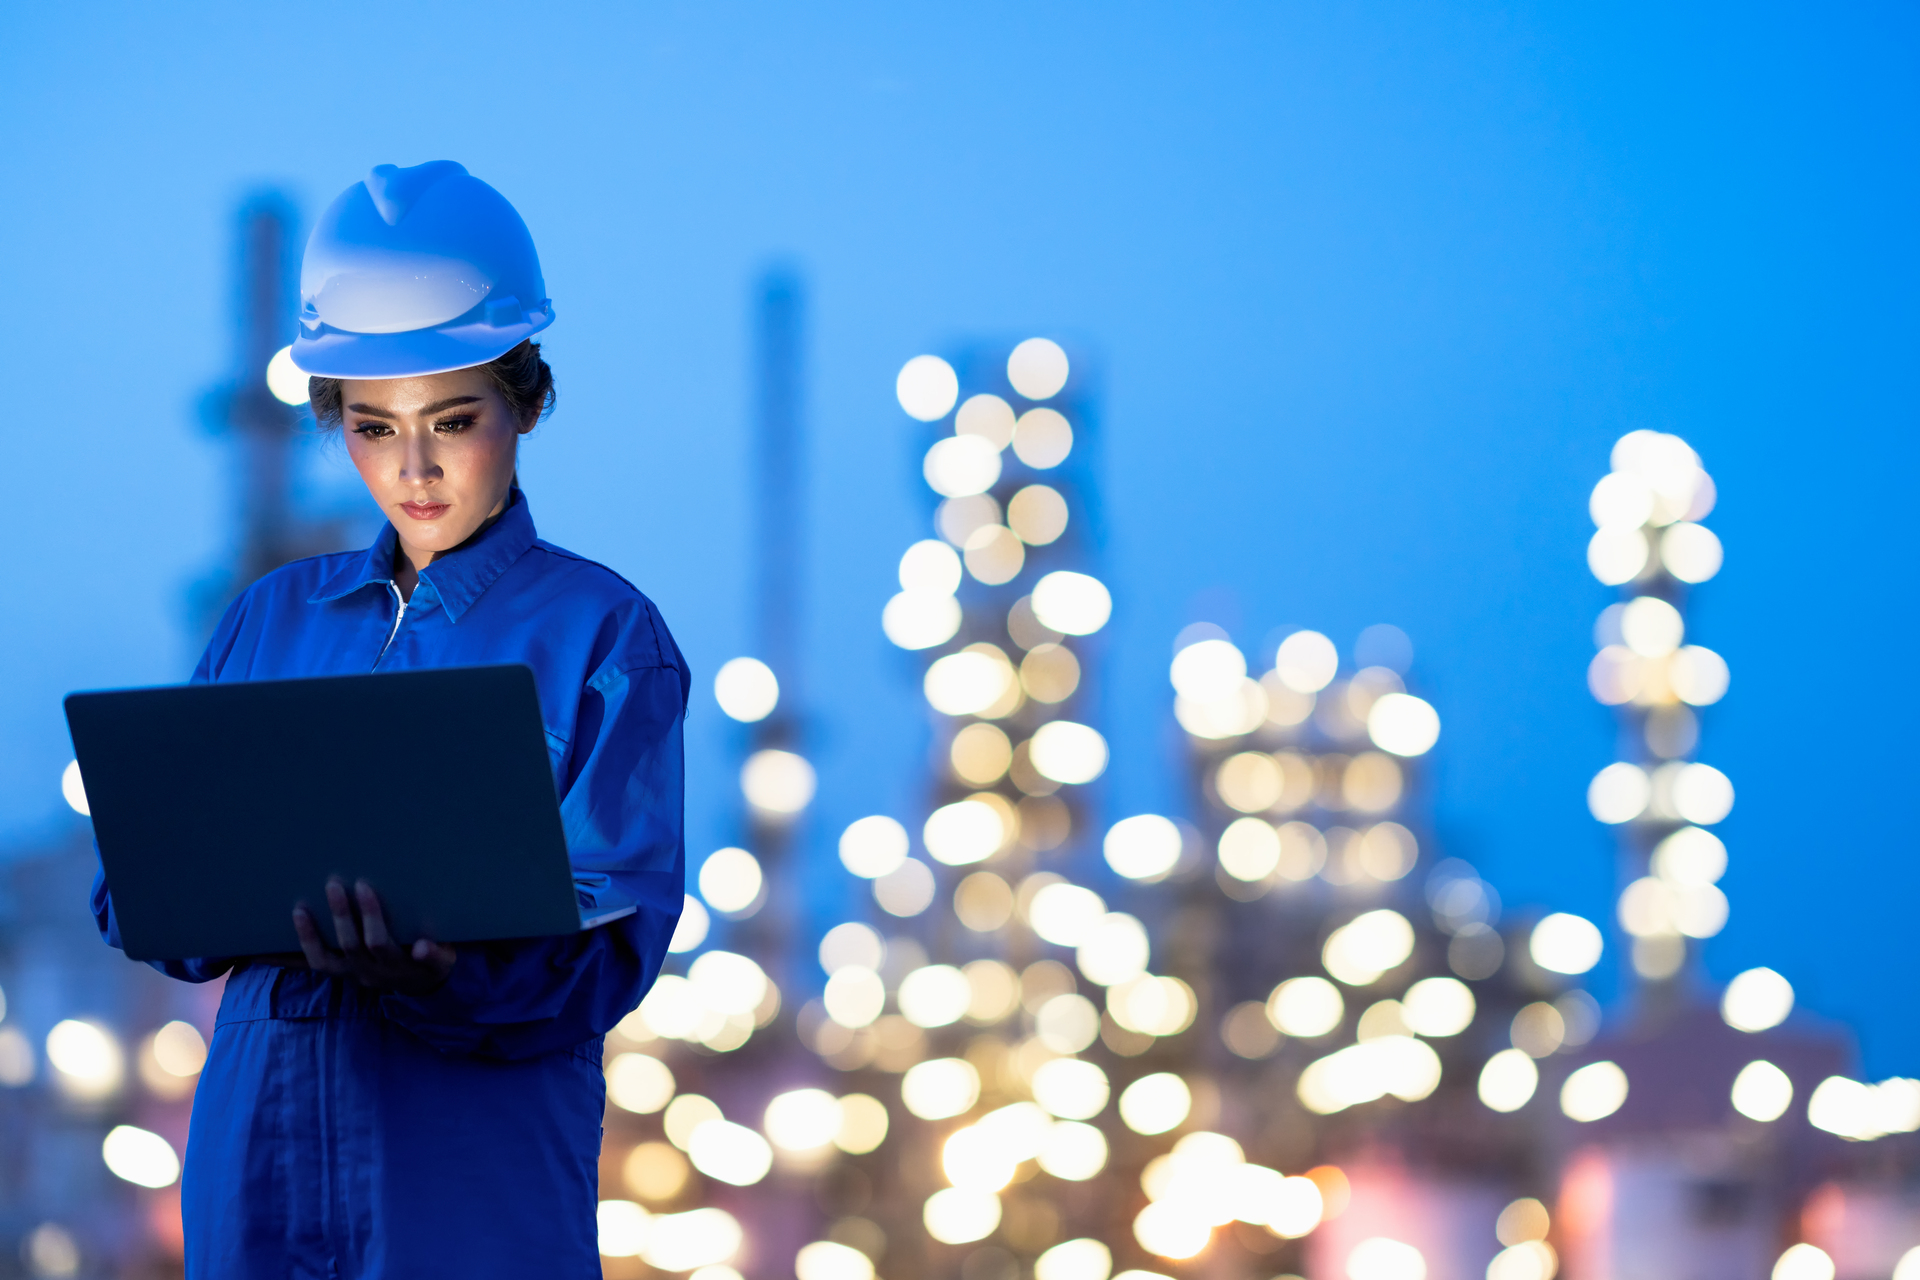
[374,581,407,669]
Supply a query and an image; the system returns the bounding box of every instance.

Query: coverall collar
[308,488,537,622]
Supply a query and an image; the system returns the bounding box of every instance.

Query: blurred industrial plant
[4,194,1918,1280]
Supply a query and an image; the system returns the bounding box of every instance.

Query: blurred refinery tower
[0,193,349,1278]
[191,195,356,638]
[1547,434,1920,1280]
[591,270,836,1278]
[1166,617,1597,1280]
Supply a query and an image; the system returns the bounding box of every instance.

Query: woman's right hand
[292,878,457,995]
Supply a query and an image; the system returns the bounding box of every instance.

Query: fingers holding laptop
[292,878,456,995]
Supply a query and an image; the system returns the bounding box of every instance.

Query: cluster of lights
[710,339,1157,1274]
[618,949,780,1054]
[0,986,206,1202]
[1577,431,1920,1280]
[1584,431,1738,985]
[1129,1132,1327,1259]
[1164,620,1630,1274]
[883,342,1100,656]
[1166,629,1441,901]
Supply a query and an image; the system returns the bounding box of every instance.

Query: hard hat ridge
[363,159,468,226]
[290,160,554,380]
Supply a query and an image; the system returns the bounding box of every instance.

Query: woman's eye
[434,416,476,434]
[350,422,394,438]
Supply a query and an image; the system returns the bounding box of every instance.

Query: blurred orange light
[1306,1165,1351,1219]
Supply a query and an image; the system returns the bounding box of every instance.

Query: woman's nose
[400,437,443,484]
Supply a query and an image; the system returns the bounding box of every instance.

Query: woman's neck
[390,495,512,601]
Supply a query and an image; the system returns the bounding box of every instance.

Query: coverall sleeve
[89,590,252,982]
[376,659,687,1060]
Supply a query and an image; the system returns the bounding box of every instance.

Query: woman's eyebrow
[419,395,483,414]
[344,396,483,419]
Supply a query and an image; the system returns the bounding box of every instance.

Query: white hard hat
[290,161,553,379]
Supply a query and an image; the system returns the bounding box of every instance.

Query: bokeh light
[1560,1061,1628,1122]
[698,847,763,914]
[924,798,1009,866]
[1478,1049,1539,1112]
[1274,630,1339,693]
[101,1125,179,1189]
[1029,721,1109,784]
[924,1188,1003,1245]
[1366,693,1439,756]
[1346,1237,1428,1280]
[1772,1245,1835,1280]
[1020,643,1081,703]
[924,435,1003,497]
[1660,521,1723,583]
[608,1052,676,1114]
[835,1094,890,1153]
[687,1119,773,1186]
[1322,910,1415,985]
[901,1057,981,1120]
[667,899,709,953]
[964,524,1026,584]
[795,1241,874,1280]
[1267,976,1344,1037]
[1012,408,1074,468]
[1587,762,1650,823]
[1170,639,1247,701]
[838,816,908,879]
[1731,1060,1794,1122]
[265,345,309,404]
[1038,1121,1110,1180]
[713,657,779,722]
[1401,977,1475,1036]
[955,393,1018,447]
[1008,338,1070,398]
[1104,814,1182,880]
[899,539,964,593]
[873,858,937,916]
[1008,484,1069,544]
[741,749,815,815]
[764,1089,845,1152]
[1620,596,1684,657]
[1035,1238,1112,1280]
[1722,967,1794,1032]
[61,760,88,816]
[1118,1073,1191,1135]
[1031,1058,1110,1120]
[897,355,959,420]
[1029,883,1106,945]
[46,1020,123,1099]
[823,967,886,1028]
[1587,526,1649,585]
[1030,571,1112,635]
[1530,914,1603,974]
[898,965,972,1028]
[882,589,963,649]
[1218,817,1281,882]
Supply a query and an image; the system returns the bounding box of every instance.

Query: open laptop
[65,664,626,962]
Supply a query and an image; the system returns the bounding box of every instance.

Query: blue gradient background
[2,3,1914,1070]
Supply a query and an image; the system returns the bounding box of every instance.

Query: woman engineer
[90,160,687,1277]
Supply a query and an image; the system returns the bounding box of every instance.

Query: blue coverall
[91,491,687,1278]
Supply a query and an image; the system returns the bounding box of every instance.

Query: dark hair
[308,340,557,429]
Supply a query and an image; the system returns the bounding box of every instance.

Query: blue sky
[2,2,1915,1072]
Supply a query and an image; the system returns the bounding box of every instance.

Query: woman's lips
[401,501,450,521]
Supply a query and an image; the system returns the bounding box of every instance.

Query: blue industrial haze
[1,4,1914,1071]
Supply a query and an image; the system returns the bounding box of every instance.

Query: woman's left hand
[293,878,457,995]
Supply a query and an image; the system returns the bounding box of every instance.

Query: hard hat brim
[290,307,553,379]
